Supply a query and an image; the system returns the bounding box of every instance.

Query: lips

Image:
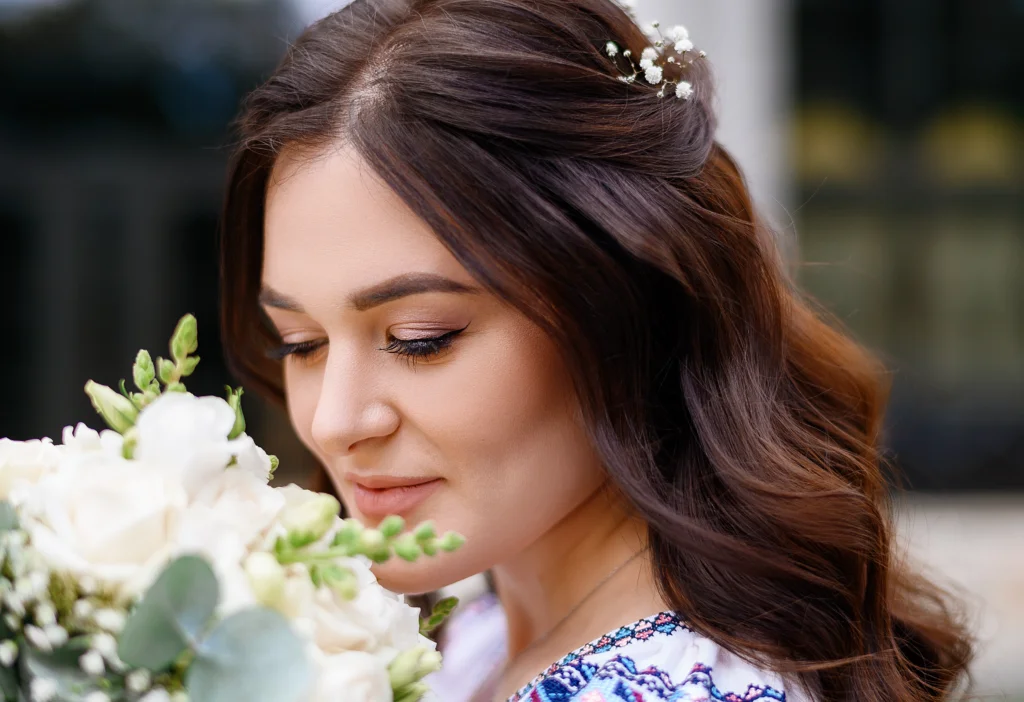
[347,475,442,519]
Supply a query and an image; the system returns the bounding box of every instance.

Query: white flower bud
[669,25,689,41]
[44,625,68,648]
[79,650,105,676]
[674,38,694,53]
[30,677,58,702]
[28,572,49,597]
[676,81,694,100]
[244,552,286,611]
[93,608,126,633]
[91,633,117,660]
[34,603,56,627]
[3,614,21,630]
[605,41,619,57]
[138,688,171,702]
[644,65,664,84]
[84,381,139,434]
[25,625,52,652]
[280,494,340,547]
[79,576,97,595]
[4,591,25,616]
[83,692,110,702]
[126,669,151,694]
[73,599,94,619]
[0,640,17,667]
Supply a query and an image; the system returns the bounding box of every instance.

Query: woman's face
[261,145,606,593]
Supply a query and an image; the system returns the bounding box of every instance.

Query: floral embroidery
[509,612,689,701]
[516,656,786,702]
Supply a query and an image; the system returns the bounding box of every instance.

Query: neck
[490,482,666,664]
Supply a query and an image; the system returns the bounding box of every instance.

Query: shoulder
[513,612,811,702]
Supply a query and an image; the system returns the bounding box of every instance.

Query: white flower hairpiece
[603,19,706,100]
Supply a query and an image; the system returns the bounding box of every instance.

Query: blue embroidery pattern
[516,657,787,702]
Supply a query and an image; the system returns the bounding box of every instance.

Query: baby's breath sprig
[604,20,704,101]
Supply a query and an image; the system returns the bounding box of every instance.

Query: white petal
[644,65,664,84]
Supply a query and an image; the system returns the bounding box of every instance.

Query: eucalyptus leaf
[0,664,17,702]
[187,608,313,702]
[0,503,19,532]
[19,644,121,702]
[117,556,219,671]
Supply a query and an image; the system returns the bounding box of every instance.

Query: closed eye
[267,339,326,361]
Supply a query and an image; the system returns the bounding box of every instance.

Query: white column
[644,0,793,231]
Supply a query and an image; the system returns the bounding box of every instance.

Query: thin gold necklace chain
[501,548,646,680]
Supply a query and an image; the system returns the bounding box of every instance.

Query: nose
[310,349,399,457]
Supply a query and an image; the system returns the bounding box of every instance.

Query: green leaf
[118,555,219,671]
[0,503,19,532]
[188,608,313,702]
[19,645,120,702]
[181,356,200,378]
[419,596,458,636]
[157,358,176,385]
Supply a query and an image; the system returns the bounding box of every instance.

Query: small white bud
[83,692,110,702]
[28,572,49,597]
[605,41,619,57]
[93,608,126,633]
[79,650,105,676]
[44,624,68,648]
[641,47,658,62]
[91,633,117,660]
[644,65,664,84]
[669,25,689,41]
[73,599,94,619]
[675,38,694,53]
[676,81,694,100]
[244,552,286,611]
[79,576,97,595]
[126,669,152,694]
[0,640,17,667]
[25,625,52,652]
[138,688,171,702]
[3,614,21,630]
[30,677,58,702]
[4,591,25,616]
[34,603,56,627]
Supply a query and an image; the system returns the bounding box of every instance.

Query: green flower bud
[321,565,358,600]
[388,647,441,691]
[358,529,390,562]
[84,381,139,434]
[244,552,286,611]
[181,356,200,377]
[226,387,245,440]
[268,455,280,477]
[170,314,198,363]
[156,358,176,385]
[279,494,340,548]
[331,520,362,548]
[121,429,138,460]
[132,350,155,391]
[394,682,430,702]
[165,382,187,393]
[413,522,436,543]
[379,515,405,539]
[420,538,437,557]
[438,532,466,553]
[393,534,421,562]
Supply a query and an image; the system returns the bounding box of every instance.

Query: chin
[371,555,478,596]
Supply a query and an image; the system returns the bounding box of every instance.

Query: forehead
[262,145,465,295]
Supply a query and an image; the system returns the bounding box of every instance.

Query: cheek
[417,324,603,538]
[283,364,326,464]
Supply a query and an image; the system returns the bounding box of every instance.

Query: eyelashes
[267,324,469,364]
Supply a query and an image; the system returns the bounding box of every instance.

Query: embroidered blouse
[426,594,810,702]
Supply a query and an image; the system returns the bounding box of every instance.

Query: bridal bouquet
[0,316,460,702]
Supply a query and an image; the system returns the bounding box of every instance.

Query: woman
[220,0,972,699]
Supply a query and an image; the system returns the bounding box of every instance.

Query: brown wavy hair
[219,0,973,698]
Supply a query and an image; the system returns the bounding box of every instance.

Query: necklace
[493,548,646,697]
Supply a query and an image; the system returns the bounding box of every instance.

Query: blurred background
[0,0,1021,696]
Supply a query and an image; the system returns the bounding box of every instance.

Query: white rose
[134,393,242,497]
[297,558,425,663]
[176,470,287,615]
[312,650,392,702]
[18,450,188,597]
[0,437,61,500]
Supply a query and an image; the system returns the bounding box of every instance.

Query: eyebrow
[258,272,479,313]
